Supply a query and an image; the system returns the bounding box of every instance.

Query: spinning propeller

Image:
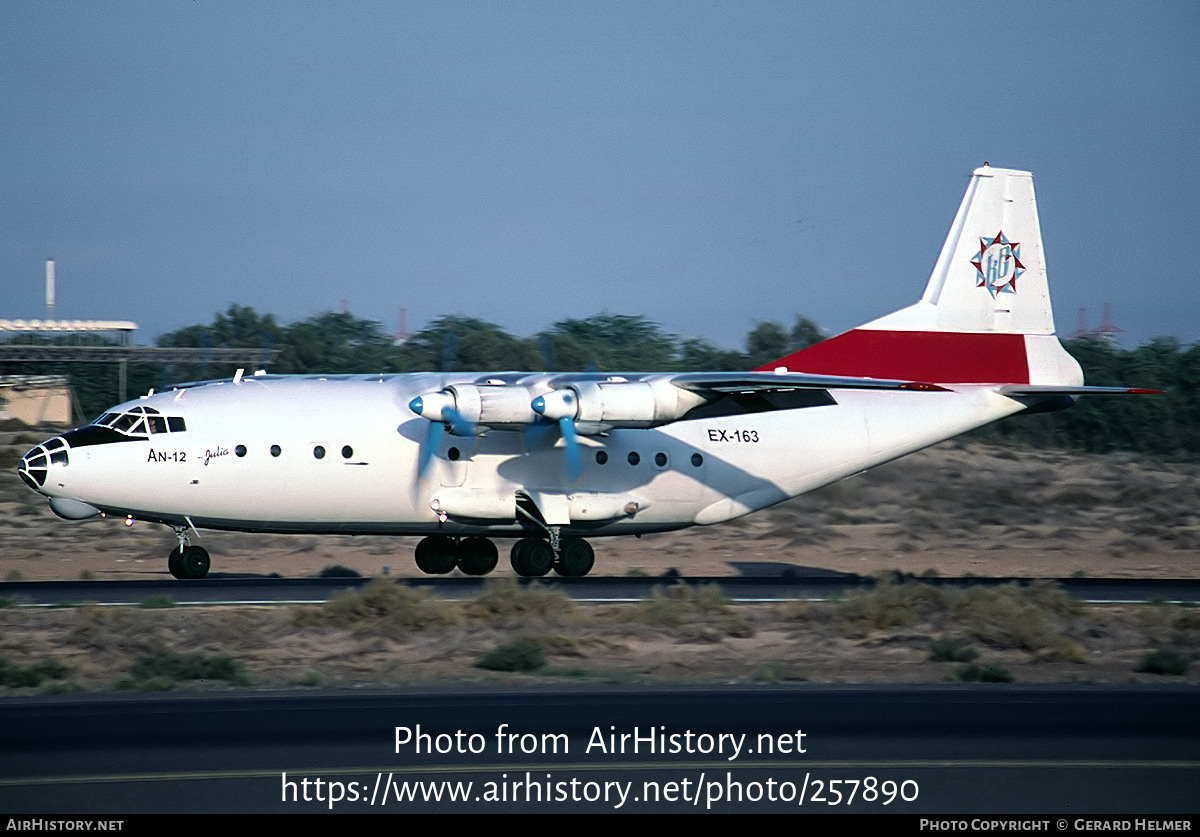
[408,391,475,478]
[530,389,583,480]
[408,387,585,481]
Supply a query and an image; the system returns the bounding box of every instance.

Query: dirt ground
[1,437,1198,691]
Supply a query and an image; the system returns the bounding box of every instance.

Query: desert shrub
[475,637,546,672]
[955,582,1080,653]
[954,663,1014,683]
[464,579,575,621]
[630,584,753,640]
[69,605,165,652]
[306,579,460,636]
[317,565,361,578]
[125,648,249,688]
[0,657,69,688]
[929,636,979,663]
[297,670,324,687]
[138,595,176,609]
[831,580,949,636]
[1136,646,1189,676]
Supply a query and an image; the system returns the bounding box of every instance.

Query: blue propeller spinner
[409,388,584,481]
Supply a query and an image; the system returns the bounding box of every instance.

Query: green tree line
[3,305,1196,458]
[152,304,823,378]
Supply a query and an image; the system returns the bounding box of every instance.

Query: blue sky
[2,2,1197,352]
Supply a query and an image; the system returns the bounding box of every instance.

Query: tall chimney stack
[45,258,56,318]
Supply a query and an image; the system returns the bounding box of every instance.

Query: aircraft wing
[667,371,948,395]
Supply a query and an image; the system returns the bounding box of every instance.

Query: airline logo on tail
[971,231,1025,297]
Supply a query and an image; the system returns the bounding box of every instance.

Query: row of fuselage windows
[232,444,355,459]
[444,447,703,468]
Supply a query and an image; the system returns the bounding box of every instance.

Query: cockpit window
[90,406,186,438]
[111,414,140,433]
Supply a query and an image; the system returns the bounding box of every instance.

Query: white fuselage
[27,372,1024,538]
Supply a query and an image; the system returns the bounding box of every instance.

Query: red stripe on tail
[755,329,1031,384]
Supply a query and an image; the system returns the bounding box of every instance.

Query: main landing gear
[413,534,595,578]
[167,525,211,579]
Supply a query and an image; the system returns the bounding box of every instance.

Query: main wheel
[167,547,185,579]
[457,537,498,576]
[510,538,553,577]
[415,535,458,574]
[180,546,211,579]
[554,537,594,577]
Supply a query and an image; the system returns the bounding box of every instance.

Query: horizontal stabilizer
[996,384,1164,396]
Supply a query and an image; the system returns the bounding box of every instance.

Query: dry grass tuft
[782,579,1088,660]
[294,579,461,638]
[463,578,576,622]
[626,584,753,641]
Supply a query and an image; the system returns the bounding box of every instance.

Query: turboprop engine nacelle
[410,383,547,433]
[532,379,706,434]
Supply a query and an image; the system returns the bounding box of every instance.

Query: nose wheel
[167,545,211,579]
[167,526,211,579]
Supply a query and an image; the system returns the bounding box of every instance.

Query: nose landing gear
[167,525,211,579]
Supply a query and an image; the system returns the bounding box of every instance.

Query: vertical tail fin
[760,165,1083,386]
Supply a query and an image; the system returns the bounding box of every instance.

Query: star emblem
[970,230,1025,297]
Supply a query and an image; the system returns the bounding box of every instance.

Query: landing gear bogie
[413,534,596,578]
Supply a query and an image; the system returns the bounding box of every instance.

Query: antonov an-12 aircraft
[18,166,1155,579]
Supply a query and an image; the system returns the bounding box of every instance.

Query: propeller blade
[558,415,582,481]
[521,418,557,450]
[442,404,476,438]
[417,420,443,479]
[532,389,583,479]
